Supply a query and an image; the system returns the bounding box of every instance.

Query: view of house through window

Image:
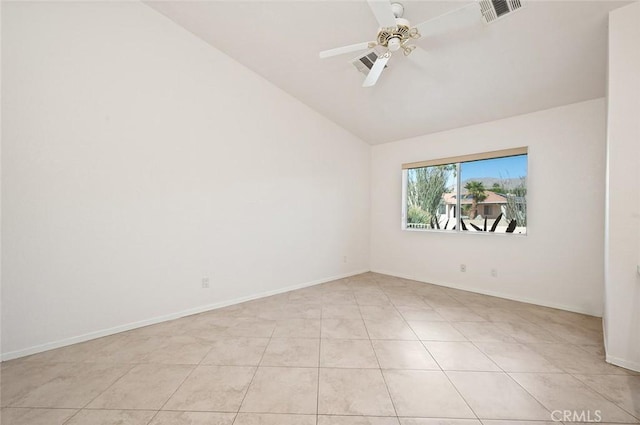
[403,149,527,234]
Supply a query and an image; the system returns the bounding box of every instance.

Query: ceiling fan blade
[414,2,481,40]
[362,53,391,87]
[319,41,375,59]
[367,0,397,28]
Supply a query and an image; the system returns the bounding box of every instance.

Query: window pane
[405,163,457,231]
[459,154,527,234]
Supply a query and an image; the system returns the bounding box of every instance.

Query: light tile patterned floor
[1,272,639,425]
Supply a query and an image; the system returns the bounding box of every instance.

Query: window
[405,162,457,230]
[402,147,528,234]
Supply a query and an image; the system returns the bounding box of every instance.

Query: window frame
[401,147,528,235]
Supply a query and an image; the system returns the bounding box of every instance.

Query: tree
[502,177,527,226]
[407,165,454,228]
[464,180,487,219]
[491,182,507,195]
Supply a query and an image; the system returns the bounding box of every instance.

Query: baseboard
[606,354,640,372]
[370,269,602,317]
[1,269,368,361]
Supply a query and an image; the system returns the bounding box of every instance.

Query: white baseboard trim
[370,269,603,317]
[606,354,640,373]
[1,269,368,362]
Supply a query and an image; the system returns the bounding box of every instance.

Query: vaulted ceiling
[146,1,624,144]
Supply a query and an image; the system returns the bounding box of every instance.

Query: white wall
[0,1,3,360]
[371,98,607,316]
[604,2,640,372]
[1,2,370,359]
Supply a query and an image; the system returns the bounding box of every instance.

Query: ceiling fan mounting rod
[390,2,404,18]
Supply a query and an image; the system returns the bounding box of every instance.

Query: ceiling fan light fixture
[402,44,416,56]
[388,37,401,52]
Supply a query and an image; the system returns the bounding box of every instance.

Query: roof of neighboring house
[443,190,508,205]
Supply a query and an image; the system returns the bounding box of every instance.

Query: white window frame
[401,147,528,235]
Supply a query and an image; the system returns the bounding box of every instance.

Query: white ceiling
[146,0,624,145]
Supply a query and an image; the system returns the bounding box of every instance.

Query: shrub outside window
[402,148,528,235]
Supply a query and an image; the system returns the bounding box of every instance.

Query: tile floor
[1,272,639,425]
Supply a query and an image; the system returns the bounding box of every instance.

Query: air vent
[359,52,378,70]
[479,0,524,24]
[351,47,387,76]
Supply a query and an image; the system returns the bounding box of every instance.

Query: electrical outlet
[201,277,210,288]
[491,268,498,277]
[343,256,347,263]
[460,264,466,272]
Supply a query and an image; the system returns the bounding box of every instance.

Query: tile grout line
[4,273,634,425]
[461,339,555,421]
[355,284,401,423]
[457,315,635,422]
[230,313,276,425]
[421,323,500,422]
[495,343,640,423]
[433,303,557,422]
[564,370,640,421]
[316,298,323,425]
[59,362,139,425]
[143,332,221,425]
[380,283,483,423]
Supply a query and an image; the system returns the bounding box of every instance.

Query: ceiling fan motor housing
[377,17,412,47]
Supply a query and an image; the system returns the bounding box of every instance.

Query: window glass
[402,151,527,235]
[405,163,456,231]
[459,154,527,234]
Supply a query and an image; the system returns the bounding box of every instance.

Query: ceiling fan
[319,0,482,87]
